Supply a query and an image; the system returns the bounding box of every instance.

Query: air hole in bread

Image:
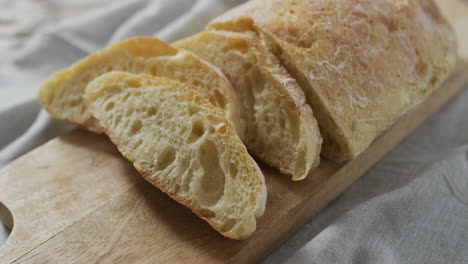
[214,90,226,108]
[192,80,201,86]
[150,65,159,76]
[134,139,143,149]
[242,63,253,72]
[147,106,158,116]
[124,61,133,71]
[129,119,143,135]
[120,93,130,103]
[193,139,225,207]
[155,145,176,171]
[220,218,236,232]
[229,162,238,179]
[221,44,232,54]
[217,125,228,134]
[430,75,439,86]
[126,78,141,88]
[208,126,216,134]
[206,114,223,127]
[187,119,205,143]
[70,98,81,107]
[188,103,201,116]
[105,102,115,111]
[179,126,188,137]
[198,208,215,218]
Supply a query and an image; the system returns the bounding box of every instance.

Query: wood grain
[0,60,466,264]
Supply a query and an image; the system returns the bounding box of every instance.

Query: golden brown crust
[39,37,242,136]
[209,0,457,161]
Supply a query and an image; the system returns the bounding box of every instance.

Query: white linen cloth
[0,1,467,263]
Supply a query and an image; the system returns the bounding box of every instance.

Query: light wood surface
[0,60,466,263]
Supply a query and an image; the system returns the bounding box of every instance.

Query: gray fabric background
[0,1,467,263]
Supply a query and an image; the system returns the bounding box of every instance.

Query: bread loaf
[83,71,267,239]
[39,37,243,137]
[208,0,457,161]
[175,30,321,180]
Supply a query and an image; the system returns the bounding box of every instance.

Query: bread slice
[83,71,267,240]
[38,37,243,138]
[174,30,321,181]
[208,0,457,161]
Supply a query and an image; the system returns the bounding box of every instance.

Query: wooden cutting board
[0,60,466,263]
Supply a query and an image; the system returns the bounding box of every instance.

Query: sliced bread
[83,71,267,240]
[175,30,321,181]
[208,0,457,161]
[39,37,243,137]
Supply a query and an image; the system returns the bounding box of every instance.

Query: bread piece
[175,30,321,181]
[208,0,457,161]
[38,37,243,137]
[83,71,267,240]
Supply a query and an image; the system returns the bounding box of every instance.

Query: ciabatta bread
[83,71,267,240]
[175,30,321,180]
[39,37,243,137]
[208,0,457,161]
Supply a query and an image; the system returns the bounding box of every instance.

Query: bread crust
[39,37,243,137]
[209,0,457,161]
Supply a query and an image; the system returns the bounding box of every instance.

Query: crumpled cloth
[0,1,467,263]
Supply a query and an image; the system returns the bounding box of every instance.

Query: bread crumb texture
[84,72,267,239]
[175,30,321,180]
